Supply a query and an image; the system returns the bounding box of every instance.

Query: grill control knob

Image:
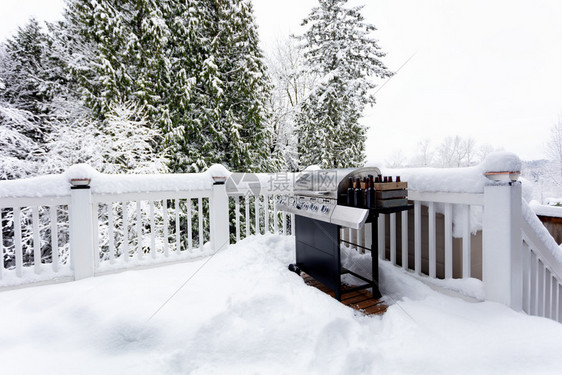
[321,205,330,214]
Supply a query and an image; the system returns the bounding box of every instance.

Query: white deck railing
[0,164,561,324]
[0,196,72,282]
[520,204,562,321]
[226,172,294,241]
[362,190,484,279]
[90,191,212,268]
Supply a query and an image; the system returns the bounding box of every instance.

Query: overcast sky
[2,0,562,164]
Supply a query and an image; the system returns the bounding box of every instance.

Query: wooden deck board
[302,273,387,316]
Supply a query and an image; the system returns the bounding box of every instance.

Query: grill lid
[293,167,381,201]
[278,167,382,229]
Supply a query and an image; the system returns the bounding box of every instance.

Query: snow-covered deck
[1,234,561,374]
[1,151,562,329]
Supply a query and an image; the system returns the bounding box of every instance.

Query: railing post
[69,179,95,280]
[482,180,522,310]
[210,172,230,253]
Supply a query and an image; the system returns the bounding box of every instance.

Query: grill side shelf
[329,205,368,230]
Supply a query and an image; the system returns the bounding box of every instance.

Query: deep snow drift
[1,234,561,375]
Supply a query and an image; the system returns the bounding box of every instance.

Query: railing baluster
[365,223,372,255]
[32,206,41,274]
[339,228,345,244]
[282,210,287,235]
[163,200,169,257]
[545,268,551,318]
[264,194,270,234]
[557,283,562,323]
[401,210,408,269]
[235,196,241,242]
[414,201,421,275]
[444,203,453,279]
[390,213,396,264]
[92,202,99,267]
[0,209,4,279]
[550,274,558,320]
[255,195,260,235]
[428,202,436,278]
[521,241,530,314]
[245,195,250,238]
[162,199,170,257]
[108,203,115,263]
[358,227,365,254]
[88,202,100,270]
[149,200,156,258]
[136,201,143,259]
[530,251,538,315]
[14,207,23,277]
[365,223,373,253]
[187,198,193,251]
[122,201,129,262]
[462,205,471,278]
[198,197,203,250]
[175,199,180,253]
[538,259,545,317]
[273,195,279,235]
[378,214,385,259]
[290,213,295,235]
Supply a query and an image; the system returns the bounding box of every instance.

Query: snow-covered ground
[1,234,561,375]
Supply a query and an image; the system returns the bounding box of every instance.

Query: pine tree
[48,0,274,174]
[41,102,168,174]
[59,0,274,173]
[0,19,63,178]
[166,0,274,173]
[0,100,40,179]
[295,0,392,169]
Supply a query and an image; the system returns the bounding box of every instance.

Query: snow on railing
[0,164,228,286]
[346,161,490,288]
[366,153,562,323]
[1,152,561,325]
[521,203,562,322]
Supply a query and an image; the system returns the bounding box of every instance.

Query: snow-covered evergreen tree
[59,0,273,173]
[41,101,168,175]
[166,0,274,173]
[0,19,63,179]
[60,1,178,117]
[0,100,40,179]
[295,0,392,169]
[1,20,48,118]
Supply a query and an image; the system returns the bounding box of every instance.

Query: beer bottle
[368,175,376,208]
[346,177,353,206]
[353,178,363,207]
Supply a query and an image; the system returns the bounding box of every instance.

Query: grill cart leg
[371,213,382,299]
[288,263,301,275]
[371,214,382,299]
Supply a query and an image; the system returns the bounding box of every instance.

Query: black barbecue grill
[277,167,413,301]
